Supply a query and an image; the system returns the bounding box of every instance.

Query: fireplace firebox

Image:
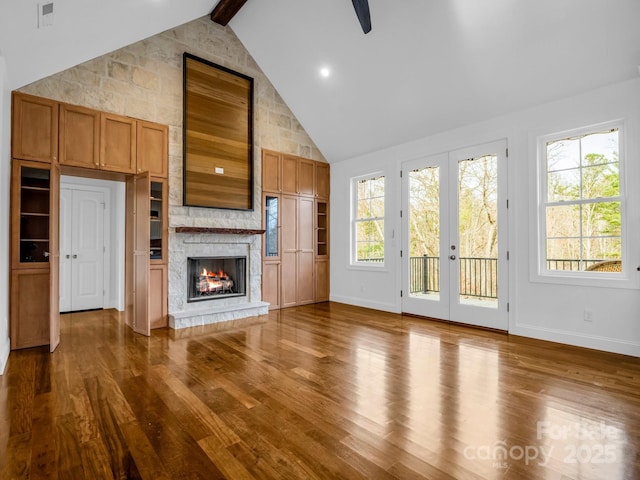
[187,256,247,303]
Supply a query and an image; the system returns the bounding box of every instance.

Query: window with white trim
[352,174,385,265]
[539,123,623,275]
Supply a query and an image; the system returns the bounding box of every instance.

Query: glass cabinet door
[265,195,279,258]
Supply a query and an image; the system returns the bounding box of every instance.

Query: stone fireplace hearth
[168,229,268,329]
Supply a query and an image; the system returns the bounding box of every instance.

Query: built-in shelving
[150,182,163,260]
[19,165,51,263]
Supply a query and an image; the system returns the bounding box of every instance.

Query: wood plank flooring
[1,302,639,479]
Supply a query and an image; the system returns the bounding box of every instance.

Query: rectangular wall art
[183,52,254,210]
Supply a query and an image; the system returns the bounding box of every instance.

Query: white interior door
[60,187,105,312]
[402,140,508,330]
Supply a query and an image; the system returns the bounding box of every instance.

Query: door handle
[72,254,78,259]
[66,254,70,259]
[449,255,456,260]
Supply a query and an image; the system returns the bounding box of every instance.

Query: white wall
[331,78,640,357]
[0,54,10,374]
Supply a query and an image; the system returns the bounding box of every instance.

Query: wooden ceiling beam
[210,0,248,26]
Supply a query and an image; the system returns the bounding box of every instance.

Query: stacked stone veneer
[20,16,326,326]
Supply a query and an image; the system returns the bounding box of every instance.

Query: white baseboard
[511,323,640,358]
[0,335,9,375]
[329,294,400,314]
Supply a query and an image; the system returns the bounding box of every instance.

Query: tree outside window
[542,126,622,273]
[353,175,385,264]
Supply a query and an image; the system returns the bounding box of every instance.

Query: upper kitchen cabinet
[59,103,100,169]
[100,112,137,174]
[12,92,59,163]
[137,120,169,178]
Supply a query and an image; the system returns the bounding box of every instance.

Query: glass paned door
[402,140,508,330]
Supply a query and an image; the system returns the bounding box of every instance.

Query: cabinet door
[297,197,315,304]
[59,103,100,168]
[282,155,298,195]
[298,159,315,197]
[125,173,150,336]
[49,164,60,352]
[100,113,136,173]
[137,121,168,177]
[315,162,330,199]
[12,92,58,163]
[280,195,298,308]
[262,262,280,310]
[262,150,281,193]
[149,264,168,329]
[10,269,50,349]
[315,259,329,302]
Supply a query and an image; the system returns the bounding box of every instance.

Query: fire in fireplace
[188,256,246,302]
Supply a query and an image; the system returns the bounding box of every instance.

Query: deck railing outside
[408,257,612,299]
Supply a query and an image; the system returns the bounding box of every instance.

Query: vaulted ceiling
[2,0,639,162]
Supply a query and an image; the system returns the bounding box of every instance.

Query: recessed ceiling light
[320,67,331,78]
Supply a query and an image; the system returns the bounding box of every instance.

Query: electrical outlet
[584,308,594,322]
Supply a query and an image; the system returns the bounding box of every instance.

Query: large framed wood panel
[183,53,253,210]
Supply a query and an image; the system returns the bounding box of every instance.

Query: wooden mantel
[174,227,265,235]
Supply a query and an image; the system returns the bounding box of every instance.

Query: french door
[401,140,508,330]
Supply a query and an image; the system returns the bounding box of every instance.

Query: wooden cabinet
[262,150,281,193]
[10,160,58,350]
[10,92,170,349]
[262,149,329,198]
[297,196,315,304]
[262,149,330,309]
[315,162,330,199]
[59,103,100,168]
[280,195,315,307]
[298,159,315,196]
[11,92,58,163]
[282,155,298,195]
[10,269,50,349]
[149,179,168,327]
[149,264,168,330]
[315,259,329,302]
[100,112,136,174]
[137,121,168,177]
[315,200,329,302]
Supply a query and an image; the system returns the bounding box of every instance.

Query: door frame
[401,139,509,331]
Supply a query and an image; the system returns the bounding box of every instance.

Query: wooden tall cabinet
[262,149,330,310]
[10,161,56,349]
[10,91,169,350]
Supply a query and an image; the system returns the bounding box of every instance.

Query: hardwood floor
[1,302,639,479]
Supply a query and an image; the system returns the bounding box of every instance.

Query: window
[539,123,623,275]
[352,174,385,265]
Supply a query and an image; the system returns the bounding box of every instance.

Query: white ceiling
[2,0,640,163]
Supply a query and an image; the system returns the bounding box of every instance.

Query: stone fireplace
[168,228,269,329]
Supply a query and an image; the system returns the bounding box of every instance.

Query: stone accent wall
[19,16,326,318]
